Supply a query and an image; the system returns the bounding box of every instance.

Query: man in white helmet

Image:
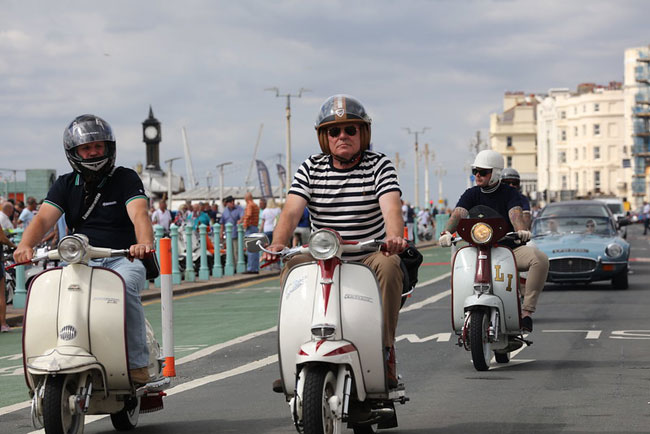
[438,150,548,332]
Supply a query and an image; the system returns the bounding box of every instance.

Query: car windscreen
[606,203,623,214]
[532,216,614,237]
[539,204,610,218]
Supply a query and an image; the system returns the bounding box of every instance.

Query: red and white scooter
[247,229,408,434]
[446,212,532,371]
[16,234,171,434]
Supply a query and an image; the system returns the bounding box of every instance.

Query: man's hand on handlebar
[515,230,531,243]
[383,236,407,256]
[438,231,453,247]
[129,243,154,260]
[13,244,35,264]
[261,243,286,262]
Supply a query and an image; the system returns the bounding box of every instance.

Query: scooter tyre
[110,397,140,431]
[469,310,491,371]
[42,374,85,434]
[303,366,341,434]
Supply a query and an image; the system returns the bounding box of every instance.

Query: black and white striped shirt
[289,151,401,260]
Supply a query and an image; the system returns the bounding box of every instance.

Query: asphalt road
[2,226,650,433]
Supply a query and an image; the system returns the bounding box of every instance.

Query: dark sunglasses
[472,168,492,177]
[328,125,358,138]
[503,180,520,187]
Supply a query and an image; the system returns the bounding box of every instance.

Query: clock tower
[142,106,162,171]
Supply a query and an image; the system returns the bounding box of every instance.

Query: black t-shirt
[44,167,148,249]
[456,184,523,233]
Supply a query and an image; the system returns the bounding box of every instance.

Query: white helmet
[472,149,504,188]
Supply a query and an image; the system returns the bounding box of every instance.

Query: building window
[561,175,567,189]
[560,111,566,119]
[583,104,586,112]
[594,124,600,136]
[623,145,627,156]
[506,136,512,147]
[594,171,601,190]
[574,106,577,115]
[583,125,586,135]
[583,147,586,159]
[574,126,578,137]
[506,156,512,167]
[594,146,600,159]
[594,103,600,112]
[559,151,566,164]
[560,130,566,141]
[574,148,578,160]
[574,173,579,190]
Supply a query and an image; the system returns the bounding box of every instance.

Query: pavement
[5,268,282,328]
[5,240,438,328]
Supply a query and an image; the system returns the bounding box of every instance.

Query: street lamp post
[403,127,430,209]
[435,165,447,207]
[216,162,233,205]
[164,157,182,211]
[266,87,310,191]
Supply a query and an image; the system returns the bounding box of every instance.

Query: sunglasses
[586,223,595,227]
[472,168,492,177]
[327,125,358,138]
[503,180,520,187]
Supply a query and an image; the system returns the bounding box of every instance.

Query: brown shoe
[385,346,398,389]
[130,367,150,385]
[272,378,284,393]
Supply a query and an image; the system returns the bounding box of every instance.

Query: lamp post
[403,127,430,209]
[216,162,232,205]
[164,157,182,211]
[435,165,447,206]
[266,87,310,190]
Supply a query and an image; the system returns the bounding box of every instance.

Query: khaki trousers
[513,245,549,312]
[281,252,404,346]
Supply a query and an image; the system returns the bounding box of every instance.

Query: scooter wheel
[110,396,140,431]
[42,374,85,434]
[469,310,491,371]
[302,366,341,434]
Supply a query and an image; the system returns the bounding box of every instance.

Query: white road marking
[396,333,452,343]
[543,329,602,339]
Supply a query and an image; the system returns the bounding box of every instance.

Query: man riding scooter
[501,167,532,229]
[262,94,408,390]
[439,150,548,332]
[14,114,155,385]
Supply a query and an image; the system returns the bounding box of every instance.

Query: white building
[536,83,626,203]
[624,45,650,207]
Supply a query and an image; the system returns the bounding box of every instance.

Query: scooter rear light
[473,283,491,293]
[311,324,336,339]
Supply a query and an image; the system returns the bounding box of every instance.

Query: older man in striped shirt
[264,95,407,390]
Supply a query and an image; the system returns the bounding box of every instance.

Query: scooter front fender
[463,294,505,330]
[295,340,367,401]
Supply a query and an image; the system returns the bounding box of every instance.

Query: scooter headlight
[605,243,623,258]
[308,229,340,260]
[471,222,493,245]
[58,235,88,263]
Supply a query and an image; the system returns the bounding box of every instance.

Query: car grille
[549,258,597,273]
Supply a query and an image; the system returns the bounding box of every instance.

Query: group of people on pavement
[6,93,550,391]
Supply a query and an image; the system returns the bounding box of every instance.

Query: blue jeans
[90,257,148,369]
[245,226,260,272]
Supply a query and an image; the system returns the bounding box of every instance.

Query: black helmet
[63,114,116,182]
[315,94,372,154]
[501,167,521,189]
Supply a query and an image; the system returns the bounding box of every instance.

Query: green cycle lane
[0,245,452,410]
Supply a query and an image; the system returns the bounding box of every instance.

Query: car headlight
[58,235,88,263]
[308,229,340,260]
[605,243,623,258]
[470,222,493,244]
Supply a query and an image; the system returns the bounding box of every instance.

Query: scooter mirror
[244,233,269,253]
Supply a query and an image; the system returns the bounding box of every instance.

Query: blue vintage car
[531,200,630,289]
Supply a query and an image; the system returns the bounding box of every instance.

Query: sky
[1,0,649,209]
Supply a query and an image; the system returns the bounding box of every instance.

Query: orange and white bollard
[160,238,176,377]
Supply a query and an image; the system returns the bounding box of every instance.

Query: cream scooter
[247,229,409,434]
[447,212,532,371]
[16,234,170,434]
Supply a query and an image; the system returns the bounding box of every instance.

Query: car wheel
[611,269,628,290]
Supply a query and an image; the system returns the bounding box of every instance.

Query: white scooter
[447,212,532,371]
[247,229,409,434]
[17,234,170,434]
